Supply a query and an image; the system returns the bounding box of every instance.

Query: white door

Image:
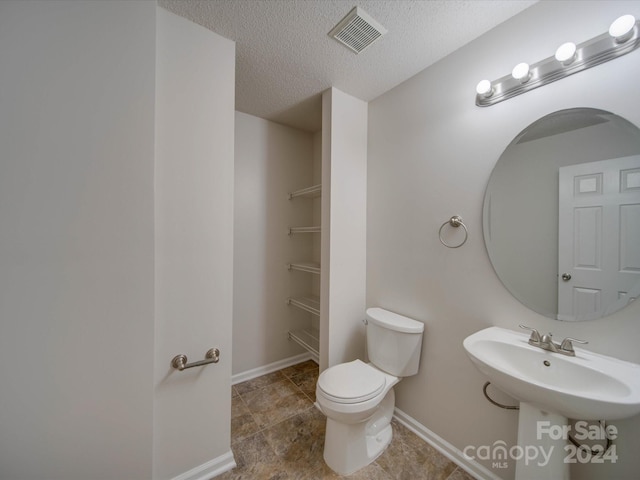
[558,156,640,320]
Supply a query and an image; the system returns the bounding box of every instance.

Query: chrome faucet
[540,332,559,352]
[519,325,588,357]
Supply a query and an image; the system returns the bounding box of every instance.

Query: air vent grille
[329,6,387,54]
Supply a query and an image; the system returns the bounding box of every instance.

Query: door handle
[561,273,572,281]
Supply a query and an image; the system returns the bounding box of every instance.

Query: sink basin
[463,326,640,420]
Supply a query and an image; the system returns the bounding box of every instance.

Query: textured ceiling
[159,0,537,132]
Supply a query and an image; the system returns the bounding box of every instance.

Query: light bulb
[609,14,636,43]
[512,62,531,83]
[476,79,493,97]
[555,42,577,65]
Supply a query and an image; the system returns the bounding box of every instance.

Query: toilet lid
[317,359,386,404]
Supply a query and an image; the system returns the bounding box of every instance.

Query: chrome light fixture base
[476,19,640,107]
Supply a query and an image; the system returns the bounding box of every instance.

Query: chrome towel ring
[439,215,468,248]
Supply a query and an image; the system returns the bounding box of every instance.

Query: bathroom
[1,1,639,480]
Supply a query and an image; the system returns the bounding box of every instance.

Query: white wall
[233,112,315,374]
[154,7,235,479]
[0,2,236,479]
[0,1,156,478]
[367,2,640,479]
[321,88,368,371]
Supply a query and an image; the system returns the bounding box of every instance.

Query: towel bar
[171,348,220,371]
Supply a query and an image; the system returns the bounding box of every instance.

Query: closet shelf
[288,184,322,200]
[287,295,320,316]
[288,328,319,361]
[288,226,321,235]
[287,262,321,275]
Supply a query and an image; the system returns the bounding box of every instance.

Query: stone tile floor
[218,360,477,479]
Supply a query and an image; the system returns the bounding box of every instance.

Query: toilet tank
[366,307,424,377]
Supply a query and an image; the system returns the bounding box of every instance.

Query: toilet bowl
[316,359,399,474]
[315,308,424,475]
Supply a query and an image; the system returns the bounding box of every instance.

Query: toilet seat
[317,359,386,404]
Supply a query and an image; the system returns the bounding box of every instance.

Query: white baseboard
[393,408,502,480]
[171,450,236,480]
[231,352,313,385]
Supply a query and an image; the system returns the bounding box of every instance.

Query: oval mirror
[483,108,640,321]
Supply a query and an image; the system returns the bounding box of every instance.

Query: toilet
[315,307,424,475]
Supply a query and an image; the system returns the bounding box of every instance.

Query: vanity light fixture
[511,62,531,83]
[555,42,577,65]
[476,14,640,107]
[609,14,636,43]
[476,79,493,98]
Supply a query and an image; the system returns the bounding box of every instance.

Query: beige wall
[233,112,315,374]
[320,88,368,371]
[233,87,368,374]
[0,2,236,479]
[0,1,156,478]
[154,7,235,479]
[367,1,640,479]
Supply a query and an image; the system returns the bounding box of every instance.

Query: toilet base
[323,388,395,475]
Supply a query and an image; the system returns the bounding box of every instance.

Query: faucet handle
[519,325,541,343]
[559,337,588,355]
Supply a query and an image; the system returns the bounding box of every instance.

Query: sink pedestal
[515,402,569,480]
[464,326,640,478]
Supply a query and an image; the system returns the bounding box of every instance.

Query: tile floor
[219,360,476,479]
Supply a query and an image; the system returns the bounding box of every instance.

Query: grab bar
[171,348,220,371]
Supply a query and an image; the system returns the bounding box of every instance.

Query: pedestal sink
[463,326,640,479]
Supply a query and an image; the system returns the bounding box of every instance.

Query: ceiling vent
[328,6,387,54]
